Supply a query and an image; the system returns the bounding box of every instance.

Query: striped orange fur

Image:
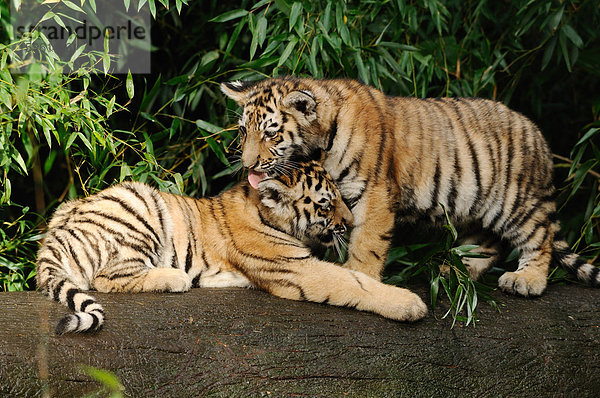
[36,161,427,334]
[221,77,600,296]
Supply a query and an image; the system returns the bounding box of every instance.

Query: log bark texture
[0,284,599,397]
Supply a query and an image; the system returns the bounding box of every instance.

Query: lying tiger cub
[36,161,427,334]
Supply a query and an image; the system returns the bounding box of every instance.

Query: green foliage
[80,365,125,398]
[384,205,499,326]
[0,205,39,291]
[559,126,600,257]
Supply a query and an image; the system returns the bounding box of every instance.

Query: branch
[553,153,600,181]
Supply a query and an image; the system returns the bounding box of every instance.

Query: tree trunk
[1,284,598,397]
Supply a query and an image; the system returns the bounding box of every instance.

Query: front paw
[143,268,192,292]
[378,285,428,322]
[498,270,547,297]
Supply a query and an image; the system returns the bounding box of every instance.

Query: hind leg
[459,235,503,281]
[497,208,553,297]
[94,257,191,293]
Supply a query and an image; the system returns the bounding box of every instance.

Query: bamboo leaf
[69,44,86,63]
[278,37,298,67]
[289,2,302,32]
[209,9,249,23]
[126,70,134,99]
[257,17,268,46]
[562,24,583,48]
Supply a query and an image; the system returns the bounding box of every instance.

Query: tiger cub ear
[257,179,296,209]
[220,80,258,105]
[282,90,316,119]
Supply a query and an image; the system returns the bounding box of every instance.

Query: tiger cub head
[221,77,323,175]
[256,161,353,253]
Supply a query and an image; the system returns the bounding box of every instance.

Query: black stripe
[102,195,161,247]
[84,210,159,248]
[502,106,515,216]
[350,252,364,264]
[36,255,63,270]
[464,100,497,200]
[465,136,481,212]
[101,269,145,281]
[72,226,102,271]
[336,125,354,166]
[449,100,482,212]
[337,165,351,182]
[80,299,95,312]
[64,228,95,272]
[447,155,459,213]
[249,217,305,247]
[208,198,227,241]
[590,267,600,287]
[192,274,202,287]
[149,189,169,241]
[427,161,441,211]
[365,89,389,184]
[256,267,300,274]
[370,250,381,261]
[502,205,537,234]
[380,232,393,241]
[303,209,312,224]
[192,274,202,288]
[185,241,193,273]
[53,279,66,301]
[47,243,65,264]
[258,211,287,235]
[516,221,548,246]
[487,207,504,232]
[275,255,311,262]
[89,312,100,331]
[66,288,78,311]
[176,196,198,254]
[348,185,366,208]
[354,274,368,292]
[74,314,81,332]
[76,217,154,257]
[216,196,285,265]
[326,115,338,151]
[201,250,210,270]
[54,233,88,277]
[573,257,587,271]
[262,279,306,301]
[170,244,178,269]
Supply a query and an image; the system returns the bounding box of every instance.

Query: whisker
[333,235,346,262]
[226,109,242,119]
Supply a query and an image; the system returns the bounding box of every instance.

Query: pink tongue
[248,170,268,189]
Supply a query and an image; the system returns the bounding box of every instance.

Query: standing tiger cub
[222,76,600,296]
[36,161,427,334]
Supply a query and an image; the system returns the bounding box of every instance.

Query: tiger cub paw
[381,286,428,322]
[143,268,192,292]
[498,269,547,297]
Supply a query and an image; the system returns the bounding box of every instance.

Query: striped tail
[48,278,105,334]
[552,240,600,287]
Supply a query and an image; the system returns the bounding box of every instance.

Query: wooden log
[0,284,599,397]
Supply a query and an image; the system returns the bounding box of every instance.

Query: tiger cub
[36,161,427,334]
[221,76,600,296]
